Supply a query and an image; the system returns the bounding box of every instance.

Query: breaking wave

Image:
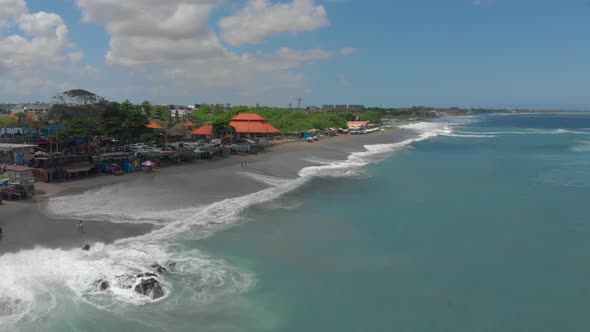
[457,129,590,136]
[441,133,496,138]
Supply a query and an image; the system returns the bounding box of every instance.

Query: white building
[11,104,53,115]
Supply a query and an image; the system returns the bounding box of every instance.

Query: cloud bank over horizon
[0,0,347,105]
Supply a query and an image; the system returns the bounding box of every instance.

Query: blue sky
[2,0,590,109]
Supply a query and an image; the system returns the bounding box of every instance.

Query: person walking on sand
[77,220,84,233]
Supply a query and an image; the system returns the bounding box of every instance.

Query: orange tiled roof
[230,121,279,134]
[192,125,213,136]
[146,121,163,129]
[231,113,266,121]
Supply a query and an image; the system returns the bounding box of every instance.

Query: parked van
[210,139,222,146]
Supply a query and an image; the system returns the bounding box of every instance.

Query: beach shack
[4,165,35,199]
[0,143,37,165]
[347,121,370,130]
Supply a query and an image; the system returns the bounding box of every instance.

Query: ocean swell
[3,126,447,328]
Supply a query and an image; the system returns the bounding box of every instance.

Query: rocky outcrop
[167,261,177,271]
[134,278,165,300]
[113,272,166,299]
[150,263,168,274]
[94,279,110,291]
[136,272,157,278]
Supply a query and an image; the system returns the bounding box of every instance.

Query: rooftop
[5,165,34,172]
[0,143,37,150]
[232,113,266,121]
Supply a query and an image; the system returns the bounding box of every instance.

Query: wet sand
[0,129,409,254]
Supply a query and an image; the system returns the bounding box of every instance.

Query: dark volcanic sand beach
[0,129,409,254]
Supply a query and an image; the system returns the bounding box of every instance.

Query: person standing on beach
[77,221,84,233]
[244,161,247,168]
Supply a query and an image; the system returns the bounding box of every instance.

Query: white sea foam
[302,156,337,165]
[237,172,291,187]
[570,141,590,152]
[4,122,451,328]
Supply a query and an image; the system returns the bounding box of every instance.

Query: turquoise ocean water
[4,113,590,331]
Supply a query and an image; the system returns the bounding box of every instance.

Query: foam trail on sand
[237,172,291,187]
[302,156,338,165]
[45,183,204,225]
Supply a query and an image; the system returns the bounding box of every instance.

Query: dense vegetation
[190,105,351,132]
[1,89,510,142]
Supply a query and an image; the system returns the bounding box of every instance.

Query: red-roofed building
[230,113,279,136]
[192,125,213,137]
[146,121,164,129]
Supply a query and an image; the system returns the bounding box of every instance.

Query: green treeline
[1,89,507,142]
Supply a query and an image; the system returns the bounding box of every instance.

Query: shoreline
[0,128,410,254]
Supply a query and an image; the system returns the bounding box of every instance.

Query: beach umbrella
[142,160,155,167]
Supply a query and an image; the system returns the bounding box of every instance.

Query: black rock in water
[150,263,168,274]
[134,278,165,300]
[136,272,157,278]
[95,279,109,291]
[82,244,91,251]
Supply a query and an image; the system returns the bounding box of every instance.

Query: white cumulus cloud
[0,1,89,100]
[0,0,26,28]
[77,0,223,66]
[219,0,329,47]
[69,51,85,63]
[75,0,335,104]
[0,10,70,73]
